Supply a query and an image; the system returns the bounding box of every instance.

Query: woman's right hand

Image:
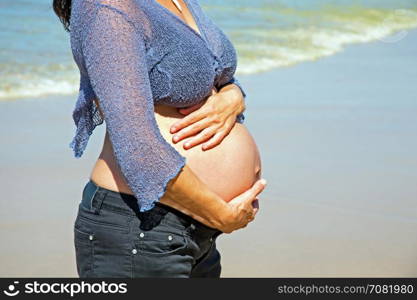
[218,178,267,233]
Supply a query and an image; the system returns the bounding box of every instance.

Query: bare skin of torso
[90,0,262,202]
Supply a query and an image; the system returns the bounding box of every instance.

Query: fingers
[201,130,227,151]
[243,179,266,221]
[170,109,206,134]
[172,117,211,144]
[171,88,217,133]
[200,117,235,151]
[241,178,267,203]
[250,178,267,200]
[227,179,266,231]
[252,198,259,217]
[177,101,205,116]
[228,178,267,207]
[183,126,216,150]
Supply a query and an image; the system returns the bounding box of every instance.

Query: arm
[81,3,262,231]
[82,4,184,213]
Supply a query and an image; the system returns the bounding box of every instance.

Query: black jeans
[73,180,223,278]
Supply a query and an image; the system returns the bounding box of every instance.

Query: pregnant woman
[53,0,266,277]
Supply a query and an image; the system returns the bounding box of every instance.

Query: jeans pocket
[77,203,130,233]
[73,226,94,277]
[136,223,189,257]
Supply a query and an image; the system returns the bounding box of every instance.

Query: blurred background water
[0,0,416,100]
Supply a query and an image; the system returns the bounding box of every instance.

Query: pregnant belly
[154,104,262,202]
[91,103,262,203]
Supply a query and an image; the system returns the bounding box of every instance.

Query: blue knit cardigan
[69,0,246,211]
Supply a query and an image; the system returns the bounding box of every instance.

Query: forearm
[158,164,230,229]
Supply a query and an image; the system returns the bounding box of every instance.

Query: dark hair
[53,0,72,32]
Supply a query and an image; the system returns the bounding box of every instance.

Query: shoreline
[1,30,417,277]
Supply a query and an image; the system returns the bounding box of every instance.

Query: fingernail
[184,142,190,148]
[260,179,267,185]
[173,135,179,142]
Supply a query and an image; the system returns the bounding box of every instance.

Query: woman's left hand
[169,84,245,151]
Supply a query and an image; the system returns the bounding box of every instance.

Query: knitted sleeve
[81,4,186,212]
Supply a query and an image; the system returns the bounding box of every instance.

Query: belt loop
[92,188,107,215]
[81,180,99,212]
[89,185,99,212]
[185,222,196,235]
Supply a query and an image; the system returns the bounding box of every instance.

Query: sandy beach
[1,29,416,277]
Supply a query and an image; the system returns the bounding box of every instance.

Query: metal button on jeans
[132,249,138,255]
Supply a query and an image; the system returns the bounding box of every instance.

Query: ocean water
[0,0,416,100]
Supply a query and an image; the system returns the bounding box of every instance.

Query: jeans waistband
[82,179,223,239]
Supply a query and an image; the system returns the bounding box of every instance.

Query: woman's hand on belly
[168,85,245,151]
[221,178,266,233]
